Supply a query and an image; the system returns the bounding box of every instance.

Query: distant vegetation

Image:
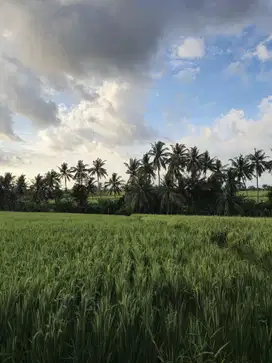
[1,143,272,216]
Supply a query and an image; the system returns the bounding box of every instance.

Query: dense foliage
[1,144,272,216]
[0,212,272,362]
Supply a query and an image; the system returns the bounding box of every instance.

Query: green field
[237,189,269,202]
[0,212,272,362]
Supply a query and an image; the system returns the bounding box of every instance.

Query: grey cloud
[0,103,20,140]
[0,55,60,132]
[1,0,270,81]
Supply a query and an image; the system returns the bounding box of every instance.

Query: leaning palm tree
[89,158,108,196]
[124,158,141,183]
[166,143,187,182]
[71,160,88,186]
[105,173,125,196]
[139,153,155,183]
[248,149,270,203]
[229,154,254,193]
[58,162,73,191]
[149,141,169,186]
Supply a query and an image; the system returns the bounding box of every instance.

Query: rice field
[0,212,272,362]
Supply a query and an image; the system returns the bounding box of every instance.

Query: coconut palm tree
[139,153,155,182]
[201,150,216,178]
[248,149,270,203]
[45,170,61,199]
[166,143,187,182]
[58,162,73,191]
[30,174,47,202]
[16,174,27,198]
[229,154,254,193]
[105,173,125,196]
[124,158,141,183]
[89,158,108,195]
[185,146,204,179]
[210,159,229,184]
[71,160,88,186]
[125,175,154,213]
[85,176,96,195]
[217,168,244,216]
[149,141,169,186]
[158,175,185,214]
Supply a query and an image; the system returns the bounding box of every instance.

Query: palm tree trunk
[65,178,67,191]
[157,169,160,187]
[97,175,101,198]
[256,173,259,203]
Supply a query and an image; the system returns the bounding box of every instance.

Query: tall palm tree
[185,146,204,179]
[45,170,61,199]
[229,154,254,192]
[58,162,73,191]
[166,143,187,182]
[210,159,229,184]
[158,175,185,214]
[105,173,125,196]
[30,174,47,202]
[71,160,88,186]
[139,153,155,183]
[124,158,141,183]
[248,148,270,203]
[16,174,27,198]
[217,168,243,216]
[125,175,154,213]
[89,158,108,195]
[201,150,216,178]
[85,176,96,195]
[149,141,169,186]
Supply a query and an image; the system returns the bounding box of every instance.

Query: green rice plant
[0,212,271,362]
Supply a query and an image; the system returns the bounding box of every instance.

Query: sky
[1,0,272,185]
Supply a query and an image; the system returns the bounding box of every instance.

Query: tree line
[1,142,272,216]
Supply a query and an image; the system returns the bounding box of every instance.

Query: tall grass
[0,212,271,362]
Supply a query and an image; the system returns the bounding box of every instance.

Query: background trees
[0,143,271,216]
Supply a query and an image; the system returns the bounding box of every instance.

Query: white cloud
[175,66,200,81]
[173,37,205,59]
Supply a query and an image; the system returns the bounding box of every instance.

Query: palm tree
[248,149,270,203]
[217,168,244,216]
[105,173,125,196]
[89,158,108,196]
[125,175,154,213]
[58,162,73,191]
[124,158,141,183]
[71,160,88,186]
[229,154,254,193]
[30,174,47,202]
[149,141,169,186]
[201,150,216,178]
[210,159,229,184]
[139,153,155,182]
[166,143,187,182]
[185,146,204,179]
[45,170,61,199]
[158,175,185,214]
[16,174,27,197]
[85,176,96,195]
